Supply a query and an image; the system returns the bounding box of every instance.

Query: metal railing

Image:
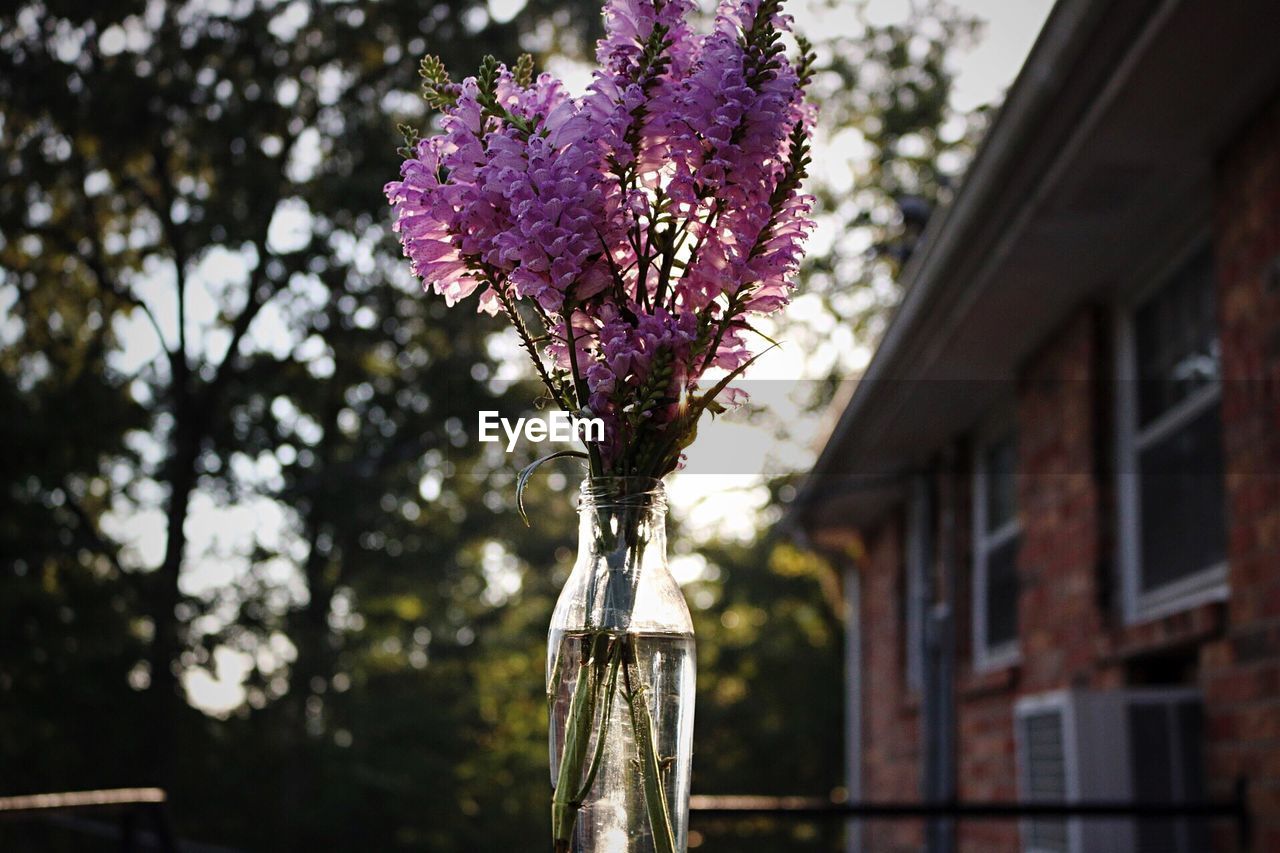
[0,788,181,852]
[691,780,1252,850]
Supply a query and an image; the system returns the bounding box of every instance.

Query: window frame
[972,422,1021,672]
[1114,239,1229,624]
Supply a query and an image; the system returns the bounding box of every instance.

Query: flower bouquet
[385,0,813,848]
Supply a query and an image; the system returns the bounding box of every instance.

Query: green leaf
[694,342,778,414]
[418,54,457,111]
[476,55,502,117]
[396,122,421,159]
[737,320,782,348]
[516,449,588,526]
[514,53,535,88]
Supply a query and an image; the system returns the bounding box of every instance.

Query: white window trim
[1113,255,1229,625]
[972,432,1021,672]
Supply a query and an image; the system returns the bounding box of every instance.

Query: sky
[915,0,1058,113]
[83,0,1058,714]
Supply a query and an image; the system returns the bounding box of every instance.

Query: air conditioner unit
[1014,688,1209,853]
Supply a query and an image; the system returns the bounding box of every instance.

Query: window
[973,429,1020,670]
[904,476,931,692]
[1117,246,1227,621]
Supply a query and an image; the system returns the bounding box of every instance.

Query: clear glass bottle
[547,477,696,853]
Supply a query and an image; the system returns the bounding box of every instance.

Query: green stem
[622,638,678,853]
[572,639,623,803]
[561,302,605,479]
[495,285,571,412]
[551,633,607,846]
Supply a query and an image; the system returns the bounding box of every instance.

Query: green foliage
[780,0,987,408]
[688,537,846,850]
[794,34,817,86]
[476,54,504,115]
[514,52,537,89]
[397,122,423,159]
[744,0,792,81]
[419,54,459,112]
[0,0,594,849]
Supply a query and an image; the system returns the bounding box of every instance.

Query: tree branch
[58,157,176,371]
[78,230,172,358]
[201,128,307,410]
[149,142,190,371]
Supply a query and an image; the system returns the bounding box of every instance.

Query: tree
[1,0,595,847]
[686,536,846,851]
[777,0,985,401]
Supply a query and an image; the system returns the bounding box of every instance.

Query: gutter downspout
[914,472,943,853]
[929,448,960,853]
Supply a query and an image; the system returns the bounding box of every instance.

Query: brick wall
[954,689,1018,852]
[950,298,1247,850]
[1014,311,1109,694]
[1207,88,1280,852]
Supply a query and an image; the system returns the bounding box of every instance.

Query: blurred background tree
[0,0,982,850]
[770,0,985,413]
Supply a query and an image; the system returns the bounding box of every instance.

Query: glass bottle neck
[576,476,667,556]
[573,477,669,632]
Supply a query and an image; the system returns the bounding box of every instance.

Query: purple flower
[386,0,815,477]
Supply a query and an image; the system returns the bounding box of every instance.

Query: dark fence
[0,789,243,853]
[690,780,1252,851]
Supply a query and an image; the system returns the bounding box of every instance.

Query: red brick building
[790,1,1280,851]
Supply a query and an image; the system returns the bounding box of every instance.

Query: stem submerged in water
[550,631,680,852]
[551,633,608,847]
[550,492,681,851]
[622,638,679,853]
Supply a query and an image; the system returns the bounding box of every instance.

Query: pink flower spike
[385,0,813,476]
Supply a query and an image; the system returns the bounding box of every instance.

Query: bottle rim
[577,476,666,510]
